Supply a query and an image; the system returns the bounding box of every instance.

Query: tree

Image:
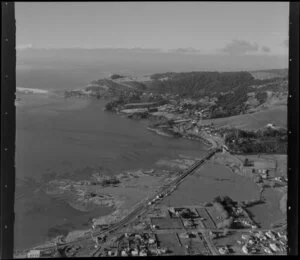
[213,196,223,203]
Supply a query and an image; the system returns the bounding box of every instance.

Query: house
[277,231,285,238]
[248,239,254,245]
[121,250,128,256]
[27,250,41,258]
[218,247,229,255]
[279,240,285,246]
[265,231,276,240]
[181,233,190,239]
[257,231,264,238]
[266,123,275,128]
[131,249,139,256]
[149,238,155,244]
[270,243,279,252]
[242,245,249,254]
[139,250,147,256]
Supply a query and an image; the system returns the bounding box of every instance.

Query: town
[26,197,287,257]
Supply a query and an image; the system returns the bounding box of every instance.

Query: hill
[64,70,287,126]
[147,71,255,97]
[64,75,147,99]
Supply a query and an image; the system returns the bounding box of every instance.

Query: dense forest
[148,71,255,97]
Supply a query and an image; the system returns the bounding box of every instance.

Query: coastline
[14,96,287,257]
[14,155,204,256]
[15,98,217,256]
[16,87,50,94]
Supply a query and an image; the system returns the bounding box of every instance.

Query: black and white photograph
[1,1,298,258]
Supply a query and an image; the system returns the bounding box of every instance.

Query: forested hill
[146,71,286,98]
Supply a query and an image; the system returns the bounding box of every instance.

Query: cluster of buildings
[273,176,288,184]
[169,208,199,229]
[251,168,273,184]
[103,232,163,257]
[238,230,287,255]
[156,99,212,120]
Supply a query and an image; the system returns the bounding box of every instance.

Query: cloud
[16,44,33,50]
[283,39,288,48]
[170,47,200,54]
[128,47,162,53]
[221,40,259,55]
[262,46,271,53]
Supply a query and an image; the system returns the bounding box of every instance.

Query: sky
[16,2,289,56]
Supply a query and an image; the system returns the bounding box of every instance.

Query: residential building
[242,245,249,254]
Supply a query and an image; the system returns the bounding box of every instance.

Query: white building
[266,231,276,240]
[218,247,229,255]
[131,249,139,256]
[139,250,147,256]
[242,245,249,254]
[248,239,254,245]
[149,238,155,244]
[121,250,128,256]
[270,243,279,252]
[27,250,41,258]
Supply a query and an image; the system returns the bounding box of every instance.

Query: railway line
[91,148,218,256]
[31,148,219,256]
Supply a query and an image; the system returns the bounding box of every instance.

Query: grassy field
[160,162,260,207]
[156,233,185,255]
[151,217,183,230]
[202,106,287,130]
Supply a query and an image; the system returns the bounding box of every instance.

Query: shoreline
[16,87,50,95]
[14,98,287,257]
[14,100,217,256]
[14,159,197,256]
